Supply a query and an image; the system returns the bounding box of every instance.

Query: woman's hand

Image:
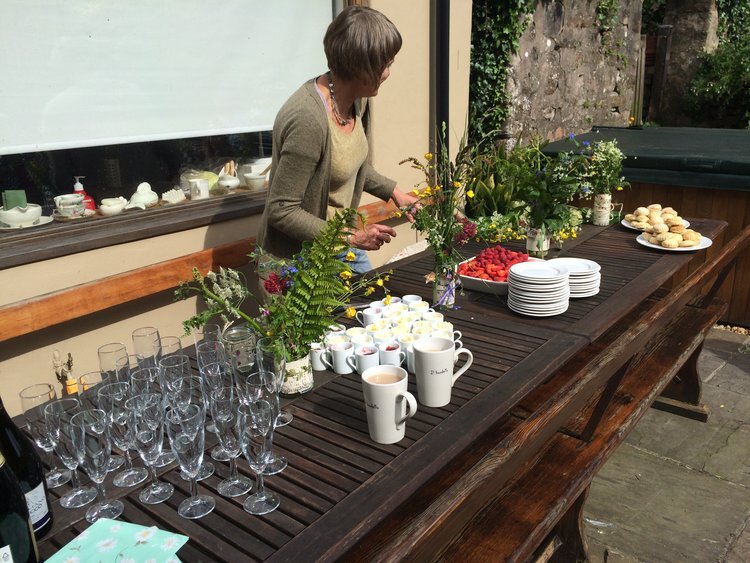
[349,224,397,250]
[391,187,421,222]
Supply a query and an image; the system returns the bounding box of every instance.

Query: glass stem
[189,477,198,500]
[150,464,159,485]
[256,471,265,497]
[70,468,81,488]
[124,450,133,470]
[96,481,107,503]
[229,457,238,482]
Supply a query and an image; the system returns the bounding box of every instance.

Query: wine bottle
[0,450,40,563]
[0,396,52,538]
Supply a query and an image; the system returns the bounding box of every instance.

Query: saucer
[53,209,96,222]
[0,215,53,230]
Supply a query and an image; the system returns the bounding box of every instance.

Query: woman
[256,5,418,275]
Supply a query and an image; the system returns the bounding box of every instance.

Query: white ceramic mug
[325,333,349,347]
[321,341,355,374]
[422,311,444,324]
[409,301,433,314]
[372,329,394,344]
[346,326,367,339]
[309,342,327,371]
[401,294,422,306]
[413,337,473,407]
[346,345,380,375]
[398,334,418,374]
[350,333,374,347]
[357,307,383,327]
[378,341,406,367]
[361,365,417,444]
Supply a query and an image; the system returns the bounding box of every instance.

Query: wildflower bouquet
[579,139,629,196]
[399,125,477,307]
[176,208,389,365]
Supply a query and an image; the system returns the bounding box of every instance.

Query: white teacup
[409,301,433,314]
[321,341,355,374]
[309,342,327,371]
[384,302,409,314]
[433,330,463,343]
[372,329,394,344]
[357,307,383,327]
[346,326,367,339]
[325,333,349,347]
[350,333,374,347]
[398,333,418,373]
[378,341,406,367]
[361,365,417,444]
[422,311,444,324]
[346,345,380,375]
[401,294,422,306]
[413,337,473,407]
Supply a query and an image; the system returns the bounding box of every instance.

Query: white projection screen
[0,1,333,155]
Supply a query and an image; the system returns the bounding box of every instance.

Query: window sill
[0,191,266,270]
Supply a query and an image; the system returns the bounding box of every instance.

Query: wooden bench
[349,224,750,562]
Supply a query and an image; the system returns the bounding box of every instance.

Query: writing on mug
[430,368,450,376]
[366,402,380,410]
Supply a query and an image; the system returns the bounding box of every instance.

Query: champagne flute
[243,369,287,475]
[78,371,124,471]
[98,382,148,488]
[19,383,71,488]
[126,392,174,504]
[71,408,124,523]
[166,404,215,519]
[130,367,161,395]
[44,398,97,508]
[97,342,129,381]
[200,360,233,462]
[196,340,227,372]
[193,323,222,348]
[132,326,160,368]
[239,400,279,515]
[158,336,183,361]
[256,337,293,426]
[211,386,252,497]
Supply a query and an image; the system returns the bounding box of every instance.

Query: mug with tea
[361,365,417,444]
[309,342,327,371]
[346,345,380,375]
[413,337,473,407]
[357,307,383,327]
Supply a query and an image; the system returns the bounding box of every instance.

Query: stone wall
[506,0,642,142]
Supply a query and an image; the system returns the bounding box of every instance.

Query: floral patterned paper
[47,518,188,563]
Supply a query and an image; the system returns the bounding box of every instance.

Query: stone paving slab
[584,444,750,562]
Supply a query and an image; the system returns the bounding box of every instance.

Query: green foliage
[468,0,534,144]
[686,0,750,127]
[597,0,620,34]
[641,0,667,35]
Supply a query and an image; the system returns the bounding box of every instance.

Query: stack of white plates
[549,257,601,298]
[507,261,570,317]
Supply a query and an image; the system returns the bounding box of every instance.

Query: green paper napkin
[2,189,27,211]
[47,518,187,563]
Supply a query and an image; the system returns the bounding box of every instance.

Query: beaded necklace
[327,71,352,126]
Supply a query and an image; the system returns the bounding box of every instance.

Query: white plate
[0,215,53,230]
[458,257,542,296]
[636,234,712,252]
[622,219,690,231]
[508,300,569,317]
[507,300,569,314]
[548,257,601,274]
[571,288,601,299]
[509,261,569,282]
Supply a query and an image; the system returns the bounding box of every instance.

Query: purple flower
[582,141,590,147]
[568,133,575,139]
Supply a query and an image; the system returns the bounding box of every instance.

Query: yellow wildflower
[364,286,375,296]
[423,187,432,197]
[424,152,433,161]
[340,270,352,280]
[616,186,623,191]
[466,190,475,199]
[345,307,356,318]
[393,210,403,218]
[383,294,392,305]
[384,274,391,281]
[411,189,420,196]
[453,181,462,188]
[628,116,636,125]
[376,279,384,287]
[345,251,356,262]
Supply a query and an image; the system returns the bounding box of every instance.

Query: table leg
[652,342,710,422]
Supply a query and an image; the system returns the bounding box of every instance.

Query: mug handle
[453,330,463,341]
[346,355,357,371]
[321,351,333,370]
[399,351,406,366]
[355,311,365,326]
[451,348,474,384]
[396,391,418,425]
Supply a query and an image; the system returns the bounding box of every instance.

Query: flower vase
[526,228,551,259]
[592,193,614,226]
[433,268,457,309]
[280,354,314,397]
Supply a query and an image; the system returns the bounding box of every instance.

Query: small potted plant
[579,139,630,226]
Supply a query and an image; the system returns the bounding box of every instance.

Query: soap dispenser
[73,176,96,211]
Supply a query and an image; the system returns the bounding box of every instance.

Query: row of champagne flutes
[17,324,289,522]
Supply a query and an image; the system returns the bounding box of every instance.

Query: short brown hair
[324,6,402,87]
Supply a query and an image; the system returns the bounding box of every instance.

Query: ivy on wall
[468,0,535,144]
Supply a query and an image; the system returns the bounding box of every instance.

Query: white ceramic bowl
[217,175,240,190]
[0,204,42,227]
[99,197,127,216]
[244,173,266,190]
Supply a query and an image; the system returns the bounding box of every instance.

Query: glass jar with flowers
[399,125,477,308]
[579,139,630,226]
[176,208,390,395]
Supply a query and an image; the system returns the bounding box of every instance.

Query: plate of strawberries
[457,245,539,295]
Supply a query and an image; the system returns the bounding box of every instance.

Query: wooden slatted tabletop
[36,219,727,561]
